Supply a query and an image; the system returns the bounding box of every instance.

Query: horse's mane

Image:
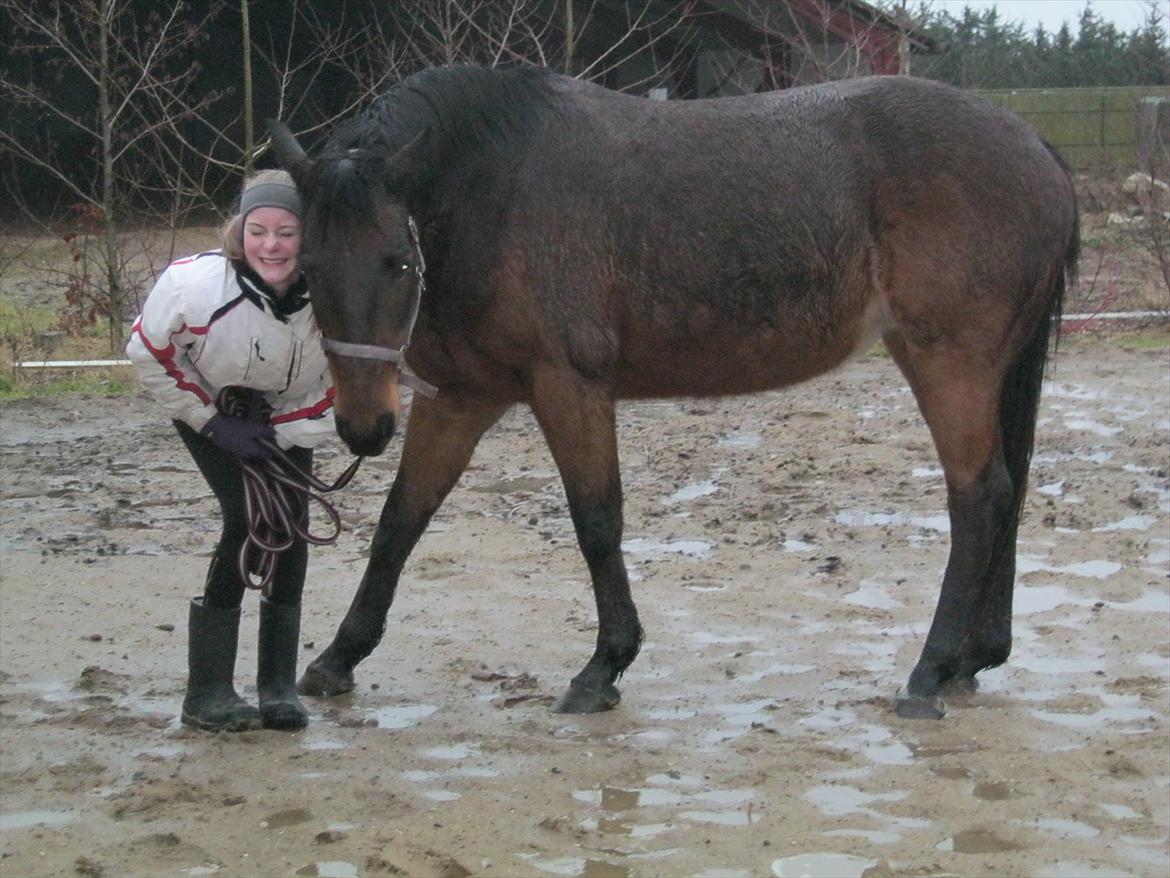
[303,65,560,225]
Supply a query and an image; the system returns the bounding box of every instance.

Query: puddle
[804,784,905,817]
[1029,817,1102,838]
[181,866,222,877]
[783,538,816,552]
[739,663,816,683]
[423,790,461,802]
[771,853,877,877]
[420,742,479,760]
[515,855,632,878]
[833,510,949,533]
[842,579,903,610]
[470,475,555,494]
[0,809,76,831]
[366,703,438,729]
[1017,556,1123,579]
[1031,705,1155,728]
[665,481,719,504]
[718,431,761,449]
[1033,865,1135,878]
[937,828,1022,853]
[1062,416,1122,437]
[823,828,901,843]
[303,740,347,751]
[1015,584,1095,614]
[294,863,359,878]
[622,537,713,558]
[1099,803,1143,820]
[1093,515,1158,532]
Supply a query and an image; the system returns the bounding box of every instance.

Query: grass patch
[1113,328,1170,351]
[0,368,137,400]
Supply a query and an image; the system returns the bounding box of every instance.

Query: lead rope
[237,444,363,595]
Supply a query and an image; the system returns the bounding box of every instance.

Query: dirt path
[1,334,1168,878]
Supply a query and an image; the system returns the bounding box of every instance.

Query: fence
[974,86,1169,170]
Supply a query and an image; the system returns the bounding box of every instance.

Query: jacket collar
[234,260,310,322]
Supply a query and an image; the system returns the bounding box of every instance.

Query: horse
[269,63,1079,720]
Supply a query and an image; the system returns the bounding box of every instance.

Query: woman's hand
[201,413,276,460]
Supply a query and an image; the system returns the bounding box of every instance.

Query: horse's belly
[615,321,880,399]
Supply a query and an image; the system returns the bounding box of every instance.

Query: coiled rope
[237,444,362,594]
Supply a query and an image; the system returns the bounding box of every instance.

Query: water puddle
[804,784,905,817]
[515,854,632,877]
[0,809,76,831]
[770,853,877,877]
[365,703,438,729]
[841,578,903,610]
[622,537,713,559]
[294,862,359,878]
[1017,556,1123,579]
[937,828,1022,853]
[782,538,816,552]
[470,475,555,494]
[718,431,761,449]
[420,742,479,760]
[1093,515,1158,532]
[1062,416,1122,437]
[833,510,949,533]
[665,481,719,504]
[1029,817,1102,838]
[303,740,347,751]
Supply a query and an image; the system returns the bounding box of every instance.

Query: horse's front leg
[299,395,508,697]
[530,368,642,713]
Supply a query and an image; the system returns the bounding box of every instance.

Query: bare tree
[0,0,228,351]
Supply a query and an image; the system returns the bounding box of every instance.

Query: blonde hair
[220,169,300,260]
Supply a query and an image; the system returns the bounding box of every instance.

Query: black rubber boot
[181,597,262,732]
[257,597,310,730]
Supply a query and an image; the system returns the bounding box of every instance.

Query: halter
[319,216,438,399]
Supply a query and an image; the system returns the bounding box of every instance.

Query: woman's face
[242,206,302,295]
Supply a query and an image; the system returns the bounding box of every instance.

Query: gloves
[201,412,276,461]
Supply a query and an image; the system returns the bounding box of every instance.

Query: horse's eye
[383,255,410,276]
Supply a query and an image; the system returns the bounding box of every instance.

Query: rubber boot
[257,597,310,730]
[181,597,262,732]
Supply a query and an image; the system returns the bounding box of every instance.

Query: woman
[126,170,334,732]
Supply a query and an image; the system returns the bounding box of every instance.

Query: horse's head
[269,121,426,457]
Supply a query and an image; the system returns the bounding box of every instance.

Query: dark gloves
[202,387,277,460]
[201,413,276,460]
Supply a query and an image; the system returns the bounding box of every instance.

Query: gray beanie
[240,181,303,219]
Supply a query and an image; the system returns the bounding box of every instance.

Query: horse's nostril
[336,413,396,457]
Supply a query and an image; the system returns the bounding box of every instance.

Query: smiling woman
[123,168,339,734]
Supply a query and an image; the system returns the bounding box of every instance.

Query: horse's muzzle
[336,411,397,457]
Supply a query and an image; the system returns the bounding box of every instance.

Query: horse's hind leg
[299,395,508,697]
[884,335,1018,719]
[529,368,642,714]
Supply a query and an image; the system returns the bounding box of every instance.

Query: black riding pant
[175,421,312,610]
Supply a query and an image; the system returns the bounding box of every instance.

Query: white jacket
[126,250,335,449]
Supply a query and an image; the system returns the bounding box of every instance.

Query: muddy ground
[0,330,1168,878]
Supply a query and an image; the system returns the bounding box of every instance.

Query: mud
[1,334,1168,878]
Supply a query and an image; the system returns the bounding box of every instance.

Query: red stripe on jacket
[272,386,335,424]
[130,316,213,406]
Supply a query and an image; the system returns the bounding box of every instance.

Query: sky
[930,0,1162,34]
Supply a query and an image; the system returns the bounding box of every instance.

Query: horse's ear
[266,119,311,183]
[386,128,429,179]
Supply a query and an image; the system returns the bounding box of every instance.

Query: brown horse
[270,64,1078,719]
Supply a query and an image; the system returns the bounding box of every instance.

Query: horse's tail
[1000,144,1078,521]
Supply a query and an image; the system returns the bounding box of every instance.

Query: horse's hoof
[551,682,621,714]
[894,693,947,720]
[297,660,355,698]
